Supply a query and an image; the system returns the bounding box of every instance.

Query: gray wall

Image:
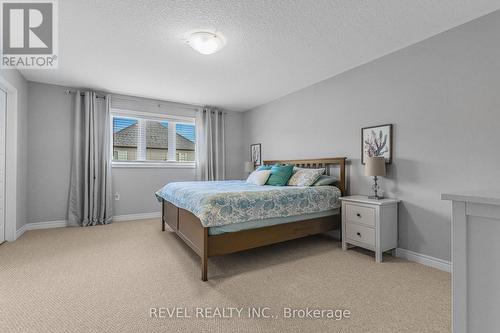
[0,69,28,231]
[243,11,500,261]
[224,111,245,180]
[112,168,195,215]
[27,82,245,221]
[27,82,73,223]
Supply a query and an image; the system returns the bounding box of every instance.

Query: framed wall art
[250,143,262,166]
[361,124,393,164]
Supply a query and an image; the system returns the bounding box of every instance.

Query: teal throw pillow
[266,164,294,186]
[256,165,272,171]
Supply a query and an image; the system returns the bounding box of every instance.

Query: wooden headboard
[262,157,347,195]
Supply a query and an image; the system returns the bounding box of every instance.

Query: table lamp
[365,156,386,199]
[244,161,255,175]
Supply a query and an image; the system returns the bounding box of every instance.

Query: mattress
[208,209,339,235]
[155,180,341,228]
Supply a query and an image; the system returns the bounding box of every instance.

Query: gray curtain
[68,91,113,226]
[196,107,226,180]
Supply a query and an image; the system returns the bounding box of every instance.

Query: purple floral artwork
[365,130,388,157]
[362,124,392,164]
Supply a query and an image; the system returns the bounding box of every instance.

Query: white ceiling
[21,0,500,111]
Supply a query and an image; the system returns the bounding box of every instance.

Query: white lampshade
[244,161,255,173]
[365,156,386,177]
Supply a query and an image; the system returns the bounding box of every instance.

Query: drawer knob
[356,213,361,218]
[356,232,361,237]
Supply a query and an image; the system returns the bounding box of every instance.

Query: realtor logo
[1,0,58,68]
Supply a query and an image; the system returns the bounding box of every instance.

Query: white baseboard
[395,248,451,273]
[15,223,28,239]
[16,220,68,240]
[15,212,161,240]
[112,212,161,222]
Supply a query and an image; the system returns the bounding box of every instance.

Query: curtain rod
[198,108,227,114]
[64,89,106,99]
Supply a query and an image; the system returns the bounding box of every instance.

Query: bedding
[155,180,341,227]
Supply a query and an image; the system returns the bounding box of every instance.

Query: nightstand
[339,195,399,262]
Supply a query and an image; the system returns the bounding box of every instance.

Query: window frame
[110,108,196,169]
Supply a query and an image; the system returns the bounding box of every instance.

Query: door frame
[0,75,18,242]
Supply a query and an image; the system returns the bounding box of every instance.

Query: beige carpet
[0,219,450,333]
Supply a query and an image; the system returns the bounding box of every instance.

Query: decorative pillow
[246,170,272,186]
[287,168,325,186]
[256,165,272,171]
[313,175,339,186]
[266,164,294,186]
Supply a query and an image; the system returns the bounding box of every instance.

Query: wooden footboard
[162,199,339,281]
[162,200,208,280]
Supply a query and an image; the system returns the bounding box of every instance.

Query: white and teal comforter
[155,180,341,227]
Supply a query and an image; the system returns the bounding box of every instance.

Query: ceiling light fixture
[188,31,226,55]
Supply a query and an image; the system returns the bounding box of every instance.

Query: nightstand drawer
[345,203,375,227]
[346,223,375,246]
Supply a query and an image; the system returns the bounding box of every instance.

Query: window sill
[111,161,196,169]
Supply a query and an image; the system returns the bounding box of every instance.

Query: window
[175,123,196,162]
[111,110,196,167]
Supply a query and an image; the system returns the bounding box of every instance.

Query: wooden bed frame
[161,157,347,281]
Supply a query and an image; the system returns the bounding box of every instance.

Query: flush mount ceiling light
[187,31,226,55]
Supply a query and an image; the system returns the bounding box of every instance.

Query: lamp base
[369,176,384,200]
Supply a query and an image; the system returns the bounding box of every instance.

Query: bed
[155,157,346,281]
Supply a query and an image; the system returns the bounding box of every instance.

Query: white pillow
[246,170,272,186]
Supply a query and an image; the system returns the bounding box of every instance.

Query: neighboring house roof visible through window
[113,121,195,150]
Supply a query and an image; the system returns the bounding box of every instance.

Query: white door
[0,89,5,243]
